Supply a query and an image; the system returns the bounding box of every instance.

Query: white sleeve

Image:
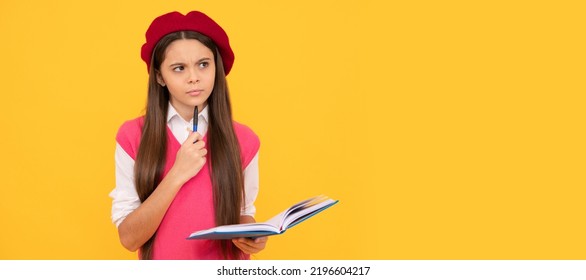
[109,143,141,228]
[241,151,259,217]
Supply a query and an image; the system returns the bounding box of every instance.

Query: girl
[109,11,268,260]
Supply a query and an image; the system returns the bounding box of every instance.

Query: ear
[156,71,166,87]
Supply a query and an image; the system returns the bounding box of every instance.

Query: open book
[187,195,338,240]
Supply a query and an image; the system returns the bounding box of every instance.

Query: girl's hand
[169,131,207,184]
[232,236,268,255]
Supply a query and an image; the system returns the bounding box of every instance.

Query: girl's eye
[199,62,209,69]
[173,66,184,72]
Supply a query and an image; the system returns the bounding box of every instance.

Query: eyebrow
[168,58,212,67]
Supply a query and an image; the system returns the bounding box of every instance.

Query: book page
[263,195,325,230]
[187,195,337,239]
[281,199,337,230]
[187,223,280,239]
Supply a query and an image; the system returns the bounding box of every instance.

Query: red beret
[141,11,235,75]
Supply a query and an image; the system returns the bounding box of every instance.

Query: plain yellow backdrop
[0,0,584,259]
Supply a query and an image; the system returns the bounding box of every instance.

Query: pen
[193,106,198,133]
[193,106,199,143]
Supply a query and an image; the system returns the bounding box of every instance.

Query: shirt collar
[166,102,209,124]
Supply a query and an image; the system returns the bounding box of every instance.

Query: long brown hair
[134,31,244,260]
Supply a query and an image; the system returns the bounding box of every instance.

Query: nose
[188,68,200,84]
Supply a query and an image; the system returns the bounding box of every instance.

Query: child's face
[157,39,216,119]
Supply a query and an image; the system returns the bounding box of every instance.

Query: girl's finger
[255,237,268,243]
[191,140,205,150]
[240,238,265,251]
[232,239,254,253]
[186,131,202,144]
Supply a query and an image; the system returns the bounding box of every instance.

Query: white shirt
[109,103,259,228]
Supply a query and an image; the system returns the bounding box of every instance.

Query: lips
[187,89,203,96]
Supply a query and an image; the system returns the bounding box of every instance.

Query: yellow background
[0,0,584,259]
